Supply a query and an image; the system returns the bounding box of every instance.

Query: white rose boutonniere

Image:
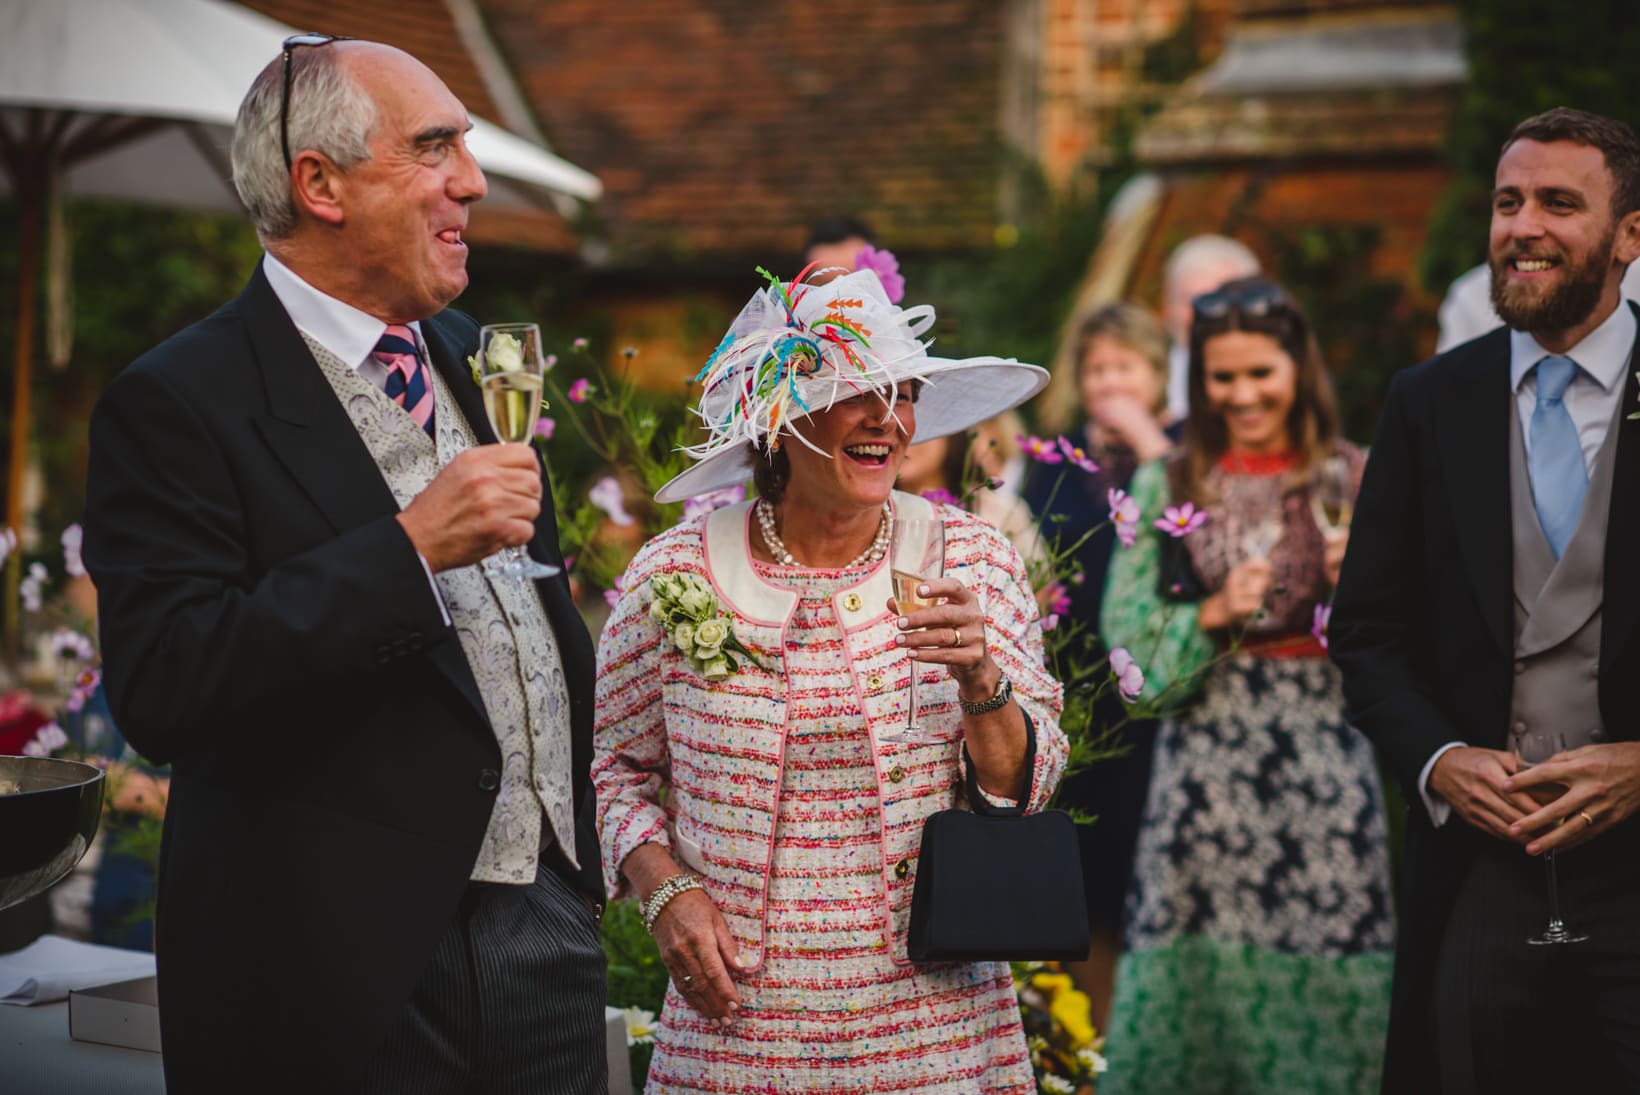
[648,573,766,679]
[466,332,542,408]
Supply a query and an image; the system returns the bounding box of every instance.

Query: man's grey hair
[231,47,378,240]
[1163,234,1262,303]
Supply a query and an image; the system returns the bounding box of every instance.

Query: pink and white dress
[594,494,1066,1093]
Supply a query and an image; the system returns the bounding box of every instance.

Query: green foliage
[0,198,260,533]
[1420,1,1640,293]
[601,897,666,1089]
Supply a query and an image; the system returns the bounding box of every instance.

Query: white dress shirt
[261,253,451,623]
[1419,300,1637,825]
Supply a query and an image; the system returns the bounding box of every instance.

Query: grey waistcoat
[303,333,577,881]
[1507,392,1623,750]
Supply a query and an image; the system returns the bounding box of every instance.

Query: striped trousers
[361,860,608,1094]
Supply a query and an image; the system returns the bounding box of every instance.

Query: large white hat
[655,267,1049,504]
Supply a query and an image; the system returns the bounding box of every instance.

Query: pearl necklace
[756,499,892,569]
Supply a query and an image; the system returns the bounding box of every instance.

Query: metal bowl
[0,756,106,912]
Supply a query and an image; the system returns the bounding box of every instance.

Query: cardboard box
[68,975,160,1053]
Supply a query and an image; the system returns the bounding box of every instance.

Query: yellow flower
[1049,986,1096,1049]
[1030,972,1073,995]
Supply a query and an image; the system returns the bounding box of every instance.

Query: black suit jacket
[1330,310,1640,1091]
[82,264,602,1092]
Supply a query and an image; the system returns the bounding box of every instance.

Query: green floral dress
[1097,455,1393,1095]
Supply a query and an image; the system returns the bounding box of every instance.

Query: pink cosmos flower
[683,485,746,520]
[921,488,961,507]
[588,476,634,527]
[533,417,556,441]
[572,337,589,349]
[1056,436,1100,474]
[545,354,558,369]
[1018,434,1064,464]
[1108,488,1141,547]
[0,527,15,569]
[1045,582,1072,617]
[1109,647,1144,703]
[567,378,593,403]
[1041,613,1059,632]
[1154,502,1208,538]
[23,721,68,758]
[1313,603,1332,650]
[603,572,629,609]
[854,246,906,304]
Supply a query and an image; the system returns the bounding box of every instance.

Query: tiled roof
[479,0,1008,263]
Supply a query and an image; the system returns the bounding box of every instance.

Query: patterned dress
[593,498,1065,1095]
[641,563,1034,1094]
[1097,449,1394,1095]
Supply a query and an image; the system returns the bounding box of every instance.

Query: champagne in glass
[1310,454,1355,536]
[477,323,559,581]
[1515,728,1589,945]
[884,517,945,742]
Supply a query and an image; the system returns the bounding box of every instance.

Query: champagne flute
[1310,454,1354,536]
[477,323,560,581]
[1515,728,1589,945]
[885,517,945,742]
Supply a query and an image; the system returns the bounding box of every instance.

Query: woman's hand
[1323,530,1349,587]
[1090,395,1172,463]
[622,843,742,1028]
[649,888,743,1028]
[889,575,995,696]
[1198,558,1273,630]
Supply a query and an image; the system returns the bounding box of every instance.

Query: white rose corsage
[648,573,766,679]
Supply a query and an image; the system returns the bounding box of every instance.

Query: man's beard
[1490,231,1614,334]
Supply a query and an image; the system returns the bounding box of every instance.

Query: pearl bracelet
[641,872,705,934]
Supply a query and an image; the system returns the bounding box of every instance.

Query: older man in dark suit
[83,38,604,1093]
[1333,107,1640,1094]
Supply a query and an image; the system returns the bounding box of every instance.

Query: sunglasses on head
[1191,280,1296,324]
[281,33,354,171]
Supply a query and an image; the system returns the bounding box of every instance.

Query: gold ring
[950,628,962,648]
[1580,810,1596,828]
[681,974,694,986]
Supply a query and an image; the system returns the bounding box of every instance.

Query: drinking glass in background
[1514,728,1589,945]
[1310,454,1354,537]
[886,517,945,743]
[477,323,559,581]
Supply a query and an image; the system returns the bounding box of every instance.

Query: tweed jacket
[594,492,1067,970]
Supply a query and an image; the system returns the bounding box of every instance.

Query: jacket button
[894,859,910,879]
[867,673,885,690]
[842,592,862,612]
[888,765,905,783]
[477,769,500,792]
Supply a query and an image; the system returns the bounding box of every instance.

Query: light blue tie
[1529,354,1587,559]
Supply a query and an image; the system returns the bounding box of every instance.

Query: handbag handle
[959,709,1037,819]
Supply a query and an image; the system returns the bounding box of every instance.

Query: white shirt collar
[261,252,424,371]
[1510,298,1637,394]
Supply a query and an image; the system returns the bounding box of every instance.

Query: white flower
[701,655,731,680]
[0,527,16,568]
[620,1006,656,1046]
[1077,1047,1109,1075]
[20,562,47,613]
[485,331,525,372]
[676,583,714,619]
[27,722,69,757]
[1041,1076,1076,1094]
[61,524,85,578]
[693,618,729,659]
[671,621,696,653]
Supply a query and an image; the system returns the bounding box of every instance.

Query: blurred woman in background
[1021,301,1175,1029]
[1098,277,1391,1094]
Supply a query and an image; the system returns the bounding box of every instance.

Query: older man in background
[1159,233,1262,420]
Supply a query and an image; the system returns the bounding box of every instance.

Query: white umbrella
[0,0,601,647]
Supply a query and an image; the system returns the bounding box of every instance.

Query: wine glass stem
[1545,850,1565,930]
[907,660,919,733]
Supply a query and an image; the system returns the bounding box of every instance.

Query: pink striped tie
[372,325,435,437]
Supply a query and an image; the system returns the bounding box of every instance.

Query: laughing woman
[1099,277,1393,1094]
[593,267,1065,1093]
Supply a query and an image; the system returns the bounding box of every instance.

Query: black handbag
[906,754,1091,962]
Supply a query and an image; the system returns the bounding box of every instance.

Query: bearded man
[1332,107,1640,1094]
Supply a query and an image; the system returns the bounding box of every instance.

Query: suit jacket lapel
[243,265,492,733]
[1600,306,1640,672]
[1438,328,1514,657]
